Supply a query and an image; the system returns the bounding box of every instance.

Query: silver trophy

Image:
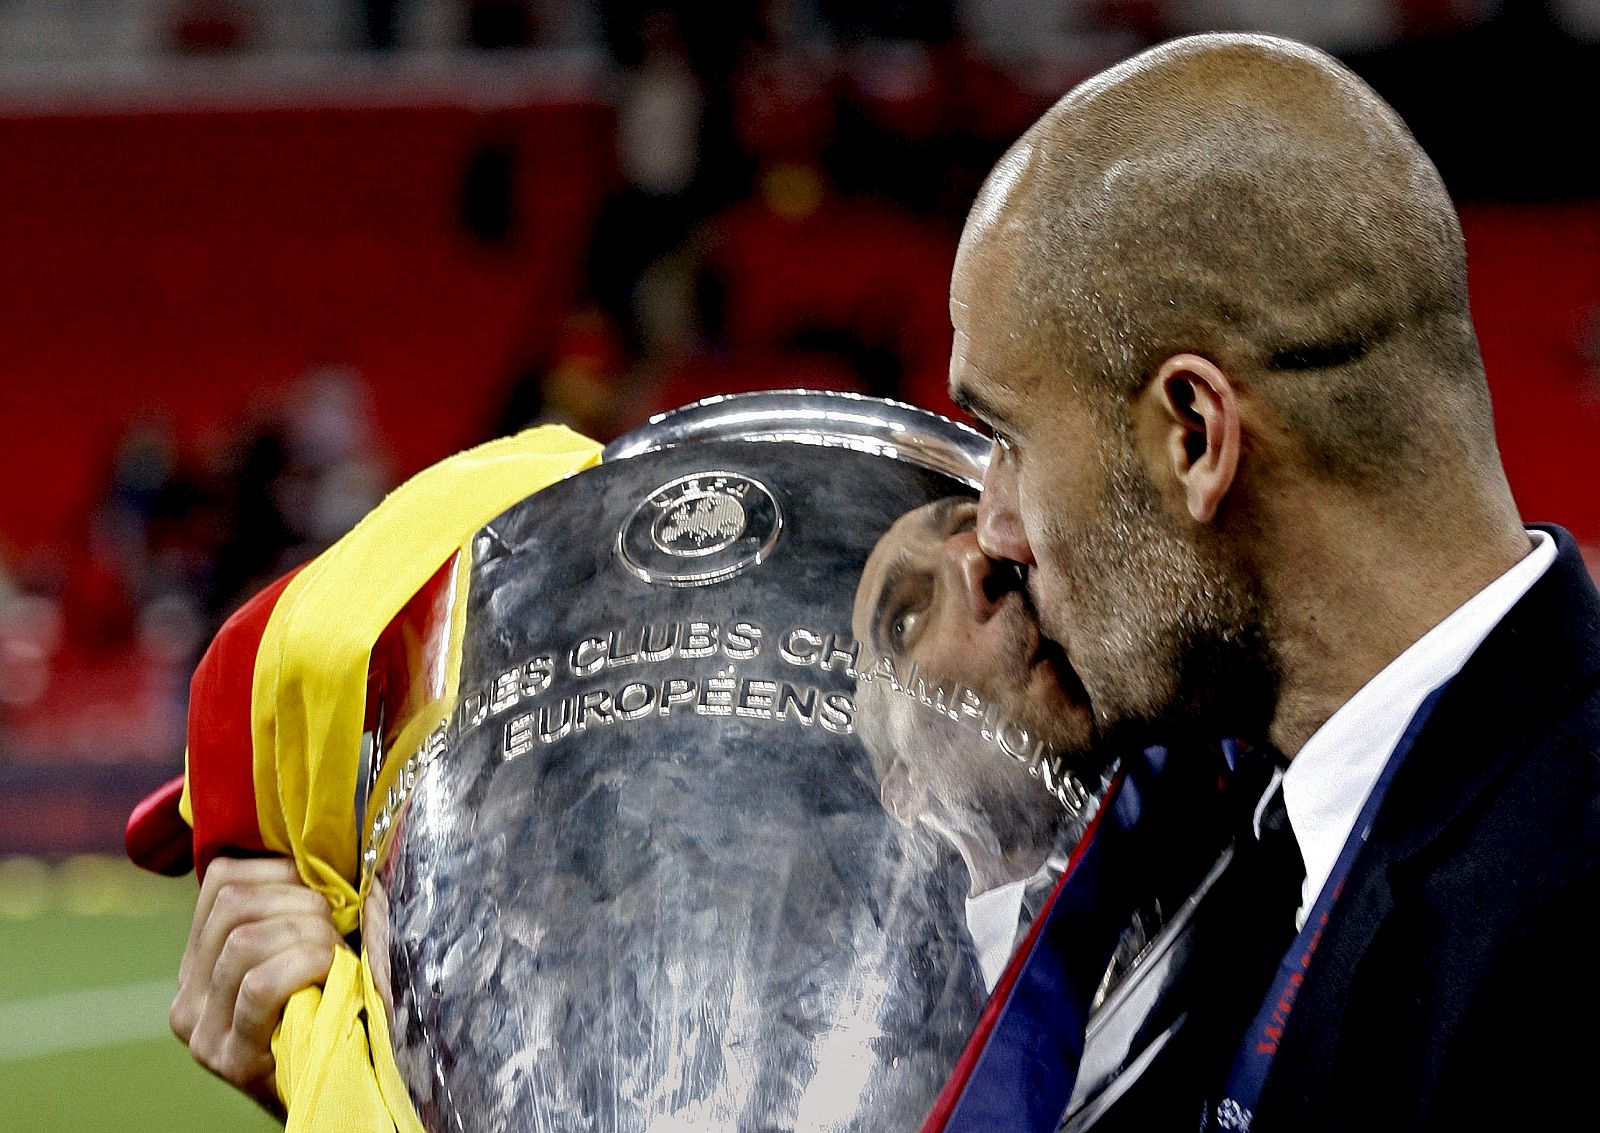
[358,392,1106,1133]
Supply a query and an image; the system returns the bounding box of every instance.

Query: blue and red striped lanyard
[1206,681,1450,1131]
[925,743,1224,1133]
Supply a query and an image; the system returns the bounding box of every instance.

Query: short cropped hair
[983,34,1498,489]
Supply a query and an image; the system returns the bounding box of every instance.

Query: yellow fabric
[178,748,194,826]
[246,425,602,1128]
[362,951,430,1133]
[274,947,429,1133]
[274,948,412,1133]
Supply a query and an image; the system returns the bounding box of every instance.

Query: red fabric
[918,771,1126,1133]
[181,566,304,880]
[128,553,455,879]
[365,554,459,748]
[124,774,193,876]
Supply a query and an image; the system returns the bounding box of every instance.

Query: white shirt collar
[1280,530,1557,929]
[966,877,1029,991]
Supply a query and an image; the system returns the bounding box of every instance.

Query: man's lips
[1032,634,1091,707]
[1000,584,1092,709]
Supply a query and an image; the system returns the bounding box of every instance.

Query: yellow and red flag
[125,423,603,1131]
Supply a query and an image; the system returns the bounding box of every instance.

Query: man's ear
[1141,353,1243,524]
[879,760,926,828]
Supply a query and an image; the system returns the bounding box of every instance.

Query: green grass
[0,856,283,1133]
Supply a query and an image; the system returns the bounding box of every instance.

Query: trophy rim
[602,389,992,489]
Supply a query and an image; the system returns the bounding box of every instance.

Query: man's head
[851,496,1094,893]
[950,33,1505,748]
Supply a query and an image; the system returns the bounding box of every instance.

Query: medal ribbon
[927,743,1235,1133]
[921,767,1125,1133]
[1206,682,1450,1131]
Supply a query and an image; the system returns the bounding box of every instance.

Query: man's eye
[892,608,921,646]
[985,435,1024,470]
[961,404,1017,456]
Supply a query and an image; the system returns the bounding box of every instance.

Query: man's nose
[976,458,1035,567]
[945,528,1006,623]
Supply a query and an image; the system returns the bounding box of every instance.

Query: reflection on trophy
[357,392,1109,1133]
[850,496,1109,989]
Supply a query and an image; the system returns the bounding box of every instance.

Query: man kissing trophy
[355,391,1128,1133]
[137,389,1206,1132]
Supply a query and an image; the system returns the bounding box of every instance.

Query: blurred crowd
[0,370,388,765]
[476,0,1600,444]
[494,6,1045,440]
[2,0,1598,852]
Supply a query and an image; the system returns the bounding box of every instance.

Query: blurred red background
[1,1,1597,853]
[5,104,1595,556]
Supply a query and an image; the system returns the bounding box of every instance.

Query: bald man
[953,31,1598,1133]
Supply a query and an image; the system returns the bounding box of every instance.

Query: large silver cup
[359,392,1101,1133]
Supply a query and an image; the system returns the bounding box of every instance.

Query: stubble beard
[1038,443,1278,753]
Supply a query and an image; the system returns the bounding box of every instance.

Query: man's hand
[170,856,341,1118]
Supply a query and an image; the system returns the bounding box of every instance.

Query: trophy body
[359,393,1081,1132]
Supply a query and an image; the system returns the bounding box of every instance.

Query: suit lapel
[1381,526,1600,867]
[1259,526,1600,1127]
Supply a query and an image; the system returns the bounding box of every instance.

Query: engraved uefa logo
[619,471,782,587]
[651,481,749,558]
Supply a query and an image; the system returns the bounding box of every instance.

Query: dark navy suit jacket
[1087,525,1600,1132]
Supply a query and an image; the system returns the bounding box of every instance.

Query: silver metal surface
[361,393,1096,1133]
[602,389,993,489]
